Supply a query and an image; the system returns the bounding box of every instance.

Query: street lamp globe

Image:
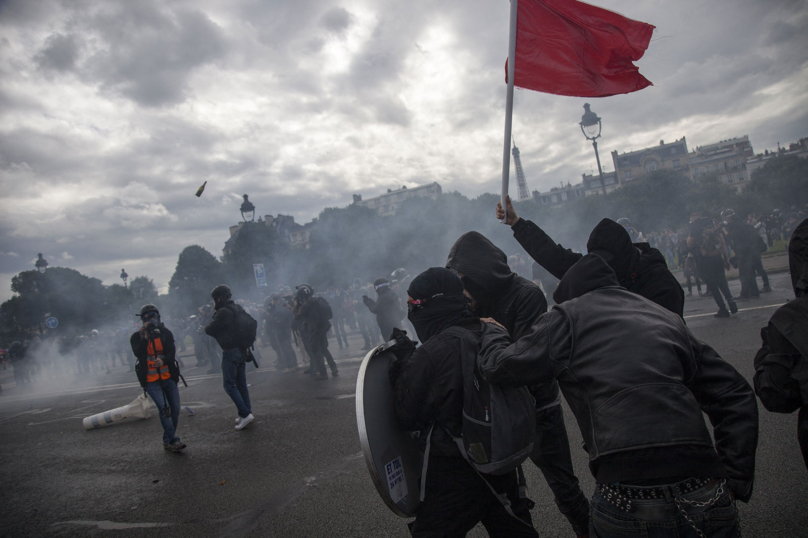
[35,253,48,273]
[579,103,602,140]
[120,269,129,288]
[240,194,256,223]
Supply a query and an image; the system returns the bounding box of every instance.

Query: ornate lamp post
[579,103,607,196]
[240,194,256,223]
[120,269,129,289]
[35,253,48,273]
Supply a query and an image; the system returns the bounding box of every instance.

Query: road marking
[52,521,173,530]
[684,302,782,320]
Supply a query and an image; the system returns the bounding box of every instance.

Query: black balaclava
[407,267,471,343]
[586,218,640,283]
[788,218,808,297]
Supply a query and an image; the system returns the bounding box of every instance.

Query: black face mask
[407,294,470,343]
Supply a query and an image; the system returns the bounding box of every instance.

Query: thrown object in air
[83,394,152,430]
[356,340,422,517]
[195,181,207,197]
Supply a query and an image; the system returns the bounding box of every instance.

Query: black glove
[389,328,417,361]
[362,295,372,306]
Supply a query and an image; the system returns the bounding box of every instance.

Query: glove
[389,328,417,361]
[362,295,373,307]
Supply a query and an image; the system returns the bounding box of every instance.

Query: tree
[222,223,288,297]
[749,155,808,210]
[129,276,158,302]
[168,246,225,314]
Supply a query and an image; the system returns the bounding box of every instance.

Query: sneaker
[714,309,730,318]
[235,417,242,424]
[163,442,172,451]
[169,441,186,452]
[235,414,254,430]
[331,369,339,377]
[762,286,772,292]
[729,301,738,314]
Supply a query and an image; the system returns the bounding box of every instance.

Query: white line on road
[684,302,782,320]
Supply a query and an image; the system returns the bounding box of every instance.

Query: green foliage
[129,276,158,302]
[749,155,808,210]
[168,245,224,314]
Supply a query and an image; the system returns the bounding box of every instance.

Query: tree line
[2,154,805,343]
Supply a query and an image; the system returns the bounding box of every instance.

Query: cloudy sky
[1,0,806,300]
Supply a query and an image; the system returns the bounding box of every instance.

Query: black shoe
[714,309,730,318]
[331,369,339,377]
[729,301,738,314]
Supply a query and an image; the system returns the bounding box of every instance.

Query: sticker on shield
[385,456,408,504]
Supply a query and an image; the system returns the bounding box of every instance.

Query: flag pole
[500,0,518,223]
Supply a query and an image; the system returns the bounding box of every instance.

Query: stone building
[353,182,442,217]
[746,138,808,179]
[689,135,754,191]
[611,137,690,184]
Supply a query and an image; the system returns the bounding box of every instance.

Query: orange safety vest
[146,338,171,382]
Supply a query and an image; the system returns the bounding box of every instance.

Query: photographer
[130,304,186,452]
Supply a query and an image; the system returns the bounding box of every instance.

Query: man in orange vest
[131,304,185,452]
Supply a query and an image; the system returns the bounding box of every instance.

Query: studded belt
[596,477,719,513]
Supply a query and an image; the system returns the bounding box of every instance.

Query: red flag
[506,0,655,97]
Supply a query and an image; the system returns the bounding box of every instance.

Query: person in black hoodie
[446,231,589,537]
[753,218,808,469]
[362,278,404,341]
[478,254,758,538]
[497,195,684,318]
[390,267,538,538]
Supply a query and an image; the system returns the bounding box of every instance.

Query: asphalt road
[1,273,806,538]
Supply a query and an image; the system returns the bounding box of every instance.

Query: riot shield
[355,342,422,518]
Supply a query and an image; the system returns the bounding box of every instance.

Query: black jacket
[393,317,482,459]
[130,327,179,388]
[364,287,403,339]
[753,218,808,468]
[512,218,684,318]
[295,296,332,336]
[478,255,758,501]
[445,231,556,407]
[268,304,295,340]
[205,300,240,350]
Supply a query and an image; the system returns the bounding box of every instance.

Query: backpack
[225,304,258,349]
[314,296,333,321]
[441,324,536,475]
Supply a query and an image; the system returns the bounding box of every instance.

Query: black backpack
[314,296,333,321]
[441,324,536,475]
[226,304,258,349]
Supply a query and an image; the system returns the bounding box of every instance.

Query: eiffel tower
[512,137,531,201]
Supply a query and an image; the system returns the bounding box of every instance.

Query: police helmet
[296,284,314,302]
[391,268,408,280]
[139,304,159,319]
[616,218,631,227]
[211,284,232,301]
[721,208,736,220]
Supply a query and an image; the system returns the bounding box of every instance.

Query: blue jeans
[145,379,180,444]
[590,479,739,537]
[222,349,251,418]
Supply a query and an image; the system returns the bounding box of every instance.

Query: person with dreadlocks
[389,267,538,538]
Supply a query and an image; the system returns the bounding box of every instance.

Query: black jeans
[530,404,590,535]
[310,331,337,375]
[410,456,538,538]
[276,335,298,369]
[737,250,759,298]
[698,256,734,311]
[751,254,770,288]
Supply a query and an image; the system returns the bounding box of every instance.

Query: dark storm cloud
[83,3,229,107]
[35,33,80,72]
[320,6,353,34]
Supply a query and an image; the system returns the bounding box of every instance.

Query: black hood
[586,218,640,280]
[407,267,471,343]
[788,218,808,297]
[446,232,514,306]
[554,254,621,304]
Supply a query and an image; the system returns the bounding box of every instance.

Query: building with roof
[611,137,690,184]
[689,135,754,191]
[533,182,586,206]
[581,171,620,196]
[746,138,808,179]
[353,182,442,217]
[223,213,315,257]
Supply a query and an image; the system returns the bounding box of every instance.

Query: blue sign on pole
[253,264,267,288]
[45,317,59,329]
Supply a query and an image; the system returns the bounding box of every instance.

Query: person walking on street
[688,212,737,318]
[130,304,186,452]
[205,285,254,430]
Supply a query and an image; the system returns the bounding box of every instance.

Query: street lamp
[579,103,607,196]
[35,253,48,273]
[120,269,129,289]
[240,194,255,223]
